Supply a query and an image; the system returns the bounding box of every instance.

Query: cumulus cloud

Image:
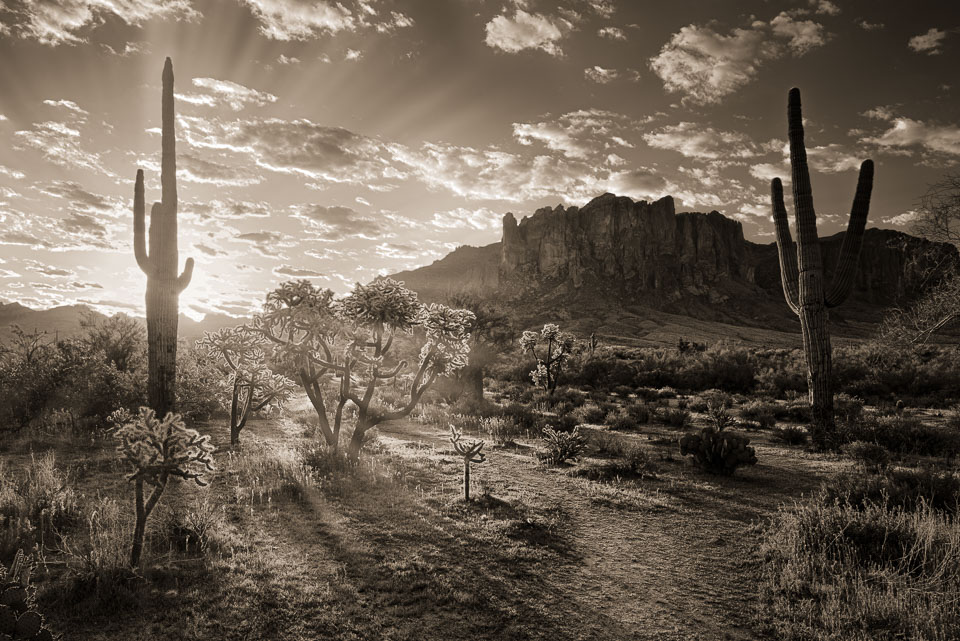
[597,26,625,40]
[649,13,829,104]
[908,28,947,55]
[239,0,353,40]
[513,109,635,160]
[861,110,960,156]
[42,99,88,116]
[235,230,298,257]
[178,115,400,186]
[188,199,272,221]
[273,264,323,277]
[643,122,773,160]
[884,210,919,226]
[584,66,618,83]
[177,78,278,111]
[292,204,383,239]
[484,9,573,56]
[2,0,198,46]
[13,121,111,175]
[857,19,884,31]
[39,180,111,210]
[809,0,840,15]
[431,207,500,231]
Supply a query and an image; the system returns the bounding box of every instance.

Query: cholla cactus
[197,326,296,445]
[116,407,215,567]
[537,426,585,464]
[450,426,485,501]
[520,323,575,394]
[0,550,56,641]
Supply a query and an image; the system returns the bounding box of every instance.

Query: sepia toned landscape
[1,2,959,640]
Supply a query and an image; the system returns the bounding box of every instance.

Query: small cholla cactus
[450,426,485,501]
[0,550,57,641]
[116,408,215,567]
[537,426,586,465]
[520,323,575,395]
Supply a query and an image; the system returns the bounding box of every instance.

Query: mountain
[0,301,241,345]
[391,193,956,345]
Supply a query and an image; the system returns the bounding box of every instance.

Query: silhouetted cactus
[537,425,585,464]
[771,88,874,448]
[0,550,57,641]
[679,426,757,476]
[450,426,485,501]
[134,57,194,418]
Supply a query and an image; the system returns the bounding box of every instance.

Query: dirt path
[374,419,776,641]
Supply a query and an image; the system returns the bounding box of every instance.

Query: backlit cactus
[771,88,874,448]
[134,57,194,418]
[0,550,56,641]
[450,426,485,501]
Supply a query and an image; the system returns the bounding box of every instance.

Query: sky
[0,0,958,320]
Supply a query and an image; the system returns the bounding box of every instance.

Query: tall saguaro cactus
[771,88,874,447]
[134,57,194,417]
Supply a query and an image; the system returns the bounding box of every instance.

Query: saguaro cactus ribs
[771,87,874,447]
[134,57,194,418]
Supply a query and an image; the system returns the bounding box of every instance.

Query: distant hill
[389,193,957,346]
[0,300,242,345]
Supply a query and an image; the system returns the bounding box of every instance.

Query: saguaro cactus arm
[133,169,154,277]
[825,160,874,307]
[771,178,800,314]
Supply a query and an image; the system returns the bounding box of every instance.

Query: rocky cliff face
[501,193,755,303]
[499,193,955,316]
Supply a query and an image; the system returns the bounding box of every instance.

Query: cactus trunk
[134,57,194,418]
[771,88,873,448]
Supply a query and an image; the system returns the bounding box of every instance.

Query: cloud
[273,265,322,277]
[908,28,947,55]
[584,65,618,83]
[484,9,572,56]
[178,115,400,186]
[13,121,110,175]
[749,162,787,182]
[188,199,272,221]
[239,0,353,40]
[861,111,960,156]
[805,144,866,172]
[512,109,635,160]
[643,122,772,159]
[177,78,277,111]
[884,210,918,226]
[235,230,297,257]
[42,99,88,116]
[0,165,26,179]
[277,54,300,65]
[292,204,383,239]
[597,26,625,40]
[649,13,828,104]
[809,0,840,15]
[39,180,111,210]
[857,19,884,31]
[431,207,500,231]
[2,0,199,45]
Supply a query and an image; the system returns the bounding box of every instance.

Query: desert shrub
[782,399,812,423]
[550,413,579,433]
[679,426,757,476]
[414,403,453,428]
[612,385,634,398]
[837,414,960,458]
[706,402,736,431]
[0,453,82,560]
[738,400,778,429]
[771,426,809,446]
[499,403,543,433]
[160,497,224,554]
[656,386,678,399]
[624,401,651,424]
[948,405,960,430]
[655,407,691,428]
[537,426,586,465]
[824,468,960,518]
[480,416,521,445]
[634,387,662,402]
[676,344,757,393]
[605,414,641,432]
[451,395,502,418]
[759,496,960,641]
[840,441,892,472]
[573,404,607,425]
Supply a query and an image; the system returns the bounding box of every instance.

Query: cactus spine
[771,88,874,447]
[134,57,194,418]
